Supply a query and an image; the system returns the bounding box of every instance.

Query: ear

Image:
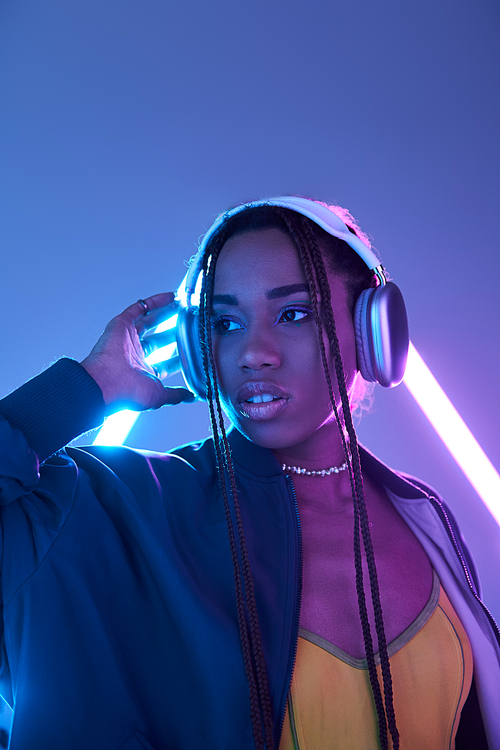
[354,282,409,388]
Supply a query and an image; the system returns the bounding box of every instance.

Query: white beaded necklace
[282,461,349,477]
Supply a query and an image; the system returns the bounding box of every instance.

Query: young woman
[0,198,498,749]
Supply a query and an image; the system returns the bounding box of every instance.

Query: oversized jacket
[0,359,499,749]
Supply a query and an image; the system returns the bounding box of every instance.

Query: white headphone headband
[185,196,385,303]
[175,195,407,394]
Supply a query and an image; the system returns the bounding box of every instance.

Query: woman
[0,197,498,749]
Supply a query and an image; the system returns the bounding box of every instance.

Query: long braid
[199,246,263,748]
[275,209,399,748]
[300,216,400,749]
[208,342,275,747]
[199,234,275,749]
[204,249,274,749]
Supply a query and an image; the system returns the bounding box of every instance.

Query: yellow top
[279,574,473,749]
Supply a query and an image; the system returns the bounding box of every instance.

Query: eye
[211,316,244,334]
[278,306,312,324]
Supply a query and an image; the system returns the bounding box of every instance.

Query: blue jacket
[0,359,499,749]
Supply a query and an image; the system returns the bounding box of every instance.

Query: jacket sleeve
[0,359,106,705]
[0,357,106,571]
[0,355,106,518]
[0,358,106,467]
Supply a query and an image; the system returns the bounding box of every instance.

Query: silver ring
[138,299,149,315]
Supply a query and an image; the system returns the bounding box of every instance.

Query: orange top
[279,574,473,749]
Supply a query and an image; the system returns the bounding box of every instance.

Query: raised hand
[80,293,195,414]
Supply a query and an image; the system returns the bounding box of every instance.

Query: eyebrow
[267,283,309,300]
[212,283,310,306]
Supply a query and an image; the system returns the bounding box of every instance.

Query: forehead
[214,228,306,291]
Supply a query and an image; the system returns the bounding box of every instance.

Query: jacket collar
[228,428,283,478]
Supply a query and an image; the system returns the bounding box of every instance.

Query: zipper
[275,475,303,748]
[429,495,500,647]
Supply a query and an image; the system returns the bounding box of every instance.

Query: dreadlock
[197,203,400,749]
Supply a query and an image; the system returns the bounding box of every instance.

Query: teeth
[247,394,277,404]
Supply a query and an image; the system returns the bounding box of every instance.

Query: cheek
[210,339,238,407]
[211,337,229,377]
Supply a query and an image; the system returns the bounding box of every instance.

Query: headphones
[173,196,409,399]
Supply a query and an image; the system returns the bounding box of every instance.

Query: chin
[230,419,308,452]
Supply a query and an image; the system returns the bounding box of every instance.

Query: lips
[236,381,290,420]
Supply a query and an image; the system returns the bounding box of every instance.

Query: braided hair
[197,204,400,749]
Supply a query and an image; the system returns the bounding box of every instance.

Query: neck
[272,424,357,515]
[272,426,349,473]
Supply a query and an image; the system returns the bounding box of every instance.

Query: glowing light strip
[93,409,140,446]
[404,342,500,524]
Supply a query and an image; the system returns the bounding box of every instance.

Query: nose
[237,327,281,371]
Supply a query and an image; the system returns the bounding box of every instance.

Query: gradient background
[1,0,499,638]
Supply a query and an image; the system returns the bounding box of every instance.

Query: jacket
[0,358,499,749]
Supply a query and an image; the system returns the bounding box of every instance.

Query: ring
[138,299,149,315]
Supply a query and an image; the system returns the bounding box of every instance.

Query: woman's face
[211,227,358,454]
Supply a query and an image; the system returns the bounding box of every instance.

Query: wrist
[0,359,106,461]
[80,357,113,407]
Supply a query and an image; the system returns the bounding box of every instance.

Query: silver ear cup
[175,306,207,400]
[354,282,409,388]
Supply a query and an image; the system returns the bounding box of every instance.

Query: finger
[159,386,197,407]
[138,305,180,339]
[141,327,176,350]
[135,302,180,338]
[141,333,177,363]
[121,293,176,325]
[143,302,180,329]
[149,355,181,377]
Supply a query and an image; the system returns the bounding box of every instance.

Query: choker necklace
[282,462,349,477]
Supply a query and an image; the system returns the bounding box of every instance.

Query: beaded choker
[282,462,349,477]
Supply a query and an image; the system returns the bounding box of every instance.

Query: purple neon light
[403,343,500,524]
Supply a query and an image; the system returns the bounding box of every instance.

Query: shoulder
[66,436,218,495]
[359,444,438,499]
[359,444,481,593]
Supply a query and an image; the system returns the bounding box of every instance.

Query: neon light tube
[403,343,500,524]
[93,409,141,446]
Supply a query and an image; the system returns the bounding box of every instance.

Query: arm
[0,293,194,463]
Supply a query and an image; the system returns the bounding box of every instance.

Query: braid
[275,209,399,749]
[199,232,274,749]
[303,218,400,749]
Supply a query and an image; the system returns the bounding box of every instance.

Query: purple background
[1,0,499,626]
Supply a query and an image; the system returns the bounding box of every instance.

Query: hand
[80,293,195,414]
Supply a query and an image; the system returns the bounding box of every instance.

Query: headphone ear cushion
[354,288,377,383]
[175,306,207,400]
[354,282,409,388]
